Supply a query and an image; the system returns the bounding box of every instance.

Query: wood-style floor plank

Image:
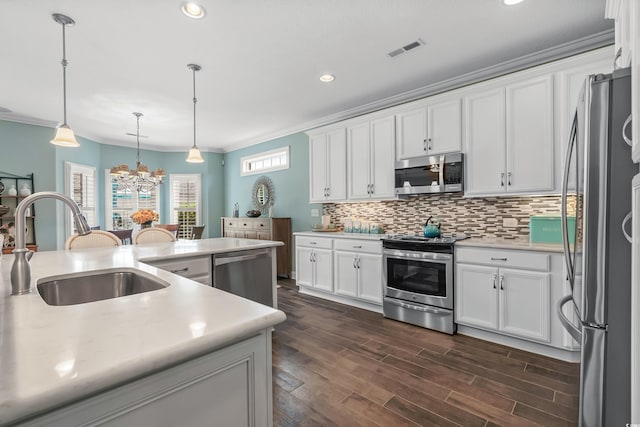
[273,280,579,426]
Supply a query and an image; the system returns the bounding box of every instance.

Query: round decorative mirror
[252,176,275,214]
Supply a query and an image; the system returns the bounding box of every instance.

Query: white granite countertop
[0,238,286,425]
[294,231,388,241]
[457,237,565,253]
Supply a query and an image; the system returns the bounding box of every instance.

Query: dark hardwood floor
[273,279,579,426]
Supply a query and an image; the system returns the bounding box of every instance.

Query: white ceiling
[0,0,612,153]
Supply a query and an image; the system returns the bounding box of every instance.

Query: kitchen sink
[37,269,169,306]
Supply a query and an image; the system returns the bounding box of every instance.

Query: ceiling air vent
[387,39,425,59]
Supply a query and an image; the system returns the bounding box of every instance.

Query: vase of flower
[131,209,159,229]
[141,221,152,229]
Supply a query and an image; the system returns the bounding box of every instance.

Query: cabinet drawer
[252,219,271,230]
[148,256,211,278]
[334,239,381,254]
[296,236,333,249]
[455,247,550,272]
[224,218,241,229]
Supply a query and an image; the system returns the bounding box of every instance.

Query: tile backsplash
[323,194,576,239]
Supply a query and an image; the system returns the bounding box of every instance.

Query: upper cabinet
[396,96,462,160]
[347,116,396,201]
[309,128,347,203]
[465,75,554,197]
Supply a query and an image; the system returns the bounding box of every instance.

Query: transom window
[240,146,289,176]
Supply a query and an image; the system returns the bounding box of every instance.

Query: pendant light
[186,63,205,163]
[50,13,79,147]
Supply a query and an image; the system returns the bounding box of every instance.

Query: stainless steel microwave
[394,152,463,196]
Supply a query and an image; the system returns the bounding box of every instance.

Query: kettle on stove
[422,216,441,238]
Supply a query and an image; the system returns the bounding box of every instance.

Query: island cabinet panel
[146,255,212,286]
[20,331,273,427]
[222,217,291,278]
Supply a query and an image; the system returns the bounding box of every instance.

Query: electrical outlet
[383,218,394,225]
[311,209,320,217]
[503,218,518,228]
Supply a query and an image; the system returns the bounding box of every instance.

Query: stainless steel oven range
[382,234,467,334]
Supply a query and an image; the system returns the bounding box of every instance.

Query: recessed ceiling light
[319,74,335,83]
[503,0,524,5]
[181,2,206,19]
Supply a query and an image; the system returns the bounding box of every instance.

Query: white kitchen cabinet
[347,116,395,201]
[455,247,551,344]
[295,236,333,293]
[396,97,461,160]
[333,239,383,304]
[309,128,347,202]
[631,1,640,164]
[464,75,554,196]
[22,331,273,427]
[147,255,212,286]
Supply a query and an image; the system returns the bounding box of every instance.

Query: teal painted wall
[223,132,321,234]
[0,120,315,252]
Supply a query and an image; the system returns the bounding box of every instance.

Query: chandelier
[110,112,165,192]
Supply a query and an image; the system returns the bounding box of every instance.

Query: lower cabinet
[295,235,383,310]
[455,246,574,356]
[21,331,274,427]
[146,255,212,286]
[295,237,333,293]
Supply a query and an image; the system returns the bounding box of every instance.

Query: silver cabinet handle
[309,252,313,262]
[356,258,361,269]
[326,187,330,197]
[170,267,189,273]
[492,274,497,289]
[309,241,317,245]
[622,211,632,243]
[370,183,374,194]
[499,275,504,290]
[312,252,317,262]
[428,137,432,151]
[623,114,633,147]
[423,139,427,151]
[490,257,507,261]
[507,172,512,186]
[500,172,505,187]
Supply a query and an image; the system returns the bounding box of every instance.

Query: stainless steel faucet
[10,191,91,295]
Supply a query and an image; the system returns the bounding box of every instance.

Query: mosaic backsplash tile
[323,194,577,239]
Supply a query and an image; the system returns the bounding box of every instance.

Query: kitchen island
[0,238,286,426]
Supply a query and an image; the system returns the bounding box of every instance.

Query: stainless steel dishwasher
[213,248,273,307]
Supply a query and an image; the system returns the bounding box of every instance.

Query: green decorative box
[529,215,576,244]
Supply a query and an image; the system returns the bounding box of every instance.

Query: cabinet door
[357,253,383,304]
[499,269,550,343]
[631,0,640,163]
[347,122,372,200]
[370,116,396,199]
[464,88,506,196]
[334,250,358,297]
[296,247,314,287]
[427,98,462,155]
[256,231,271,240]
[313,248,334,292]
[309,134,328,202]
[396,108,427,160]
[326,129,347,201]
[455,264,499,330]
[506,75,555,193]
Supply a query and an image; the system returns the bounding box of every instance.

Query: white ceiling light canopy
[50,13,79,148]
[504,0,525,5]
[186,63,205,163]
[181,2,206,19]
[319,74,335,83]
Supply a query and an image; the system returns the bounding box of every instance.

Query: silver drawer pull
[170,267,189,273]
[353,245,362,249]
[491,257,507,261]
[309,242,317,245]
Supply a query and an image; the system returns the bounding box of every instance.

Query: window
[104,170,161,230]
[170,174,202,240]
[64,162,96,235]
[240,146,289,176]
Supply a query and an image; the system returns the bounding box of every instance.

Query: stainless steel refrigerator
[559,68,637,427]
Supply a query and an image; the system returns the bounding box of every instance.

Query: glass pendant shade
[50,124,79,147]
[186,147,205,163]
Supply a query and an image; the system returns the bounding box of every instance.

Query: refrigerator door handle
[622,114,632,147]
[557,294,582,342]
[561,111,578,285]
[622,211,633,243]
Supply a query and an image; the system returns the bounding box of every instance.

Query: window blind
[170,174,202,240]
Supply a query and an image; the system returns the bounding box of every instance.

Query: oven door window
[387,258,447,297]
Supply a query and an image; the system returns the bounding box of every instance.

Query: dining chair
[107,229,133,245]
[133,227,177,244]
[65,230,122,250]
[191,225,205,240]
[154,224,180,238]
